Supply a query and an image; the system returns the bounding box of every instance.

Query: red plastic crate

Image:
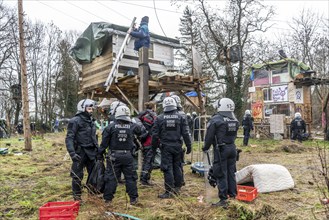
[236,185,258,202]
[39,201,80,220]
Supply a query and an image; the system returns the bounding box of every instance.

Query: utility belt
[109,149,131,154]
[216,142,234,148]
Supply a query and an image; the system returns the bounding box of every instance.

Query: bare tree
[25,20,46,122]
[39,22,62,127]
[190,0,274,119]
[289,10,329,134]
[0,2,20,133]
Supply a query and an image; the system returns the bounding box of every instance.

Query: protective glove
[186,146,191,155]
[70,153,81,162]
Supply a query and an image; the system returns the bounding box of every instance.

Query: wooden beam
[115,84,138,114]
[90,90,95,100]
[196,82,206,114]
[179,90,201,112]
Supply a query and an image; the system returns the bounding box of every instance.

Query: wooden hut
[71,21,207,113]
[248,58,315,138]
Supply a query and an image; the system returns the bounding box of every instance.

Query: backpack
[140,111,157,134]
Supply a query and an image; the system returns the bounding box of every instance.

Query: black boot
[130,197,138,205]
[212,200,228,209]
[173,187,181,195]
[158,192,173,199]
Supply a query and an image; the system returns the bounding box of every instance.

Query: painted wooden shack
[248,58,315,138]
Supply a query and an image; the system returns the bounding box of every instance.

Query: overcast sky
[3,0,329,39]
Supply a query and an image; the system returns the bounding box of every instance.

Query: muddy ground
[0,134,328,220]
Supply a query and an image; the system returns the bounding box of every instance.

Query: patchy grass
[1,133,329,219]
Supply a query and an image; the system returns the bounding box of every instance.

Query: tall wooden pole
[18,0,32,151]
[137,46,149,170]
[138,47,149,111]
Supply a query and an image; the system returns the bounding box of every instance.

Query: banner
[252,101,263,119]
[295,88,303,104]
[272,85,288,102]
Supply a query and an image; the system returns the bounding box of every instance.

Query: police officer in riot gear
[65,99,98,201]
[192,111,199,141]
[242,110,254,146]
[202,98,239,208]
[152,97,192,198]
[290,112,306,142]
[171,94,190,185]
[98,106,145,205]
[107,100,128,184]
[186,113,193,132]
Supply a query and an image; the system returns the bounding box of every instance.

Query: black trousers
[243,128,251,146]
[213,144,237,201]
[103,151,138,201]
[140,146,155,182]
[160,145,183,192]
[70,151,95,199]
[291,130,303,142]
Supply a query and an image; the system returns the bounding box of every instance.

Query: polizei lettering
[164,115,178,119]
[115,124,131,129]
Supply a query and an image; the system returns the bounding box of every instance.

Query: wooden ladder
[105,17,136,92]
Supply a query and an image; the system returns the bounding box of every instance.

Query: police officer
[138,101,157,186]
[202,98,239,208]
[171,94,190,185]
[186,113,193,132]
[152,97,192,198]
[98,106,145,205]
[242,110,254,146]
[192,111,199,141]
[107,100,128,184]
[290,112,306,142]
[65,99,98,201]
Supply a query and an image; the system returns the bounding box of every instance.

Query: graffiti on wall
[272,85,288,102]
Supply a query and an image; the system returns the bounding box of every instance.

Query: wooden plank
[82,59,113,75]
[82,52,113,73]
[82,62,112,77]
[303,86,311,104]
[83,64,112,78]
[83,69,109,82]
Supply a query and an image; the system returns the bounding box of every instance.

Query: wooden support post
[18,0,32,151]
[138,47,149,111]
[196,82,206,115]
[138,46,149,173]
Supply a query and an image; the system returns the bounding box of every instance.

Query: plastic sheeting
[70,22,115,64]
[250,58,311,79]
